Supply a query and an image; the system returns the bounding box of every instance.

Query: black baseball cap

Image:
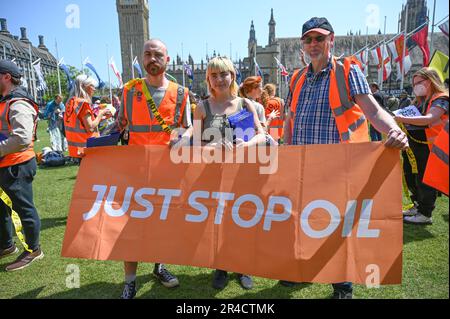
[0,60,22,78]
[302,17,334,39]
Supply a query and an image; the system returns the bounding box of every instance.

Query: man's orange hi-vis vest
[64,97,97,158]
[122,80,188,146]
[424,120,449,196]
[289,56,370,143]
[0,98,38,168]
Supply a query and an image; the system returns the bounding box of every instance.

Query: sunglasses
[303,35,327,44]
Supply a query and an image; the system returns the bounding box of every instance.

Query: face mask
[413,84,427,97]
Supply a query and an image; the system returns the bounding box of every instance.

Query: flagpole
[107,44,112,102]
[182,43,185,87]
[29,44,37,100]
[350,32,354,55]
[130,43,135,79]
[55,39,62,95]
[365,27,369,77]
[80,44,84,75]
[380,16,387,90]
[430,0,437,55]
[401,3,408,91]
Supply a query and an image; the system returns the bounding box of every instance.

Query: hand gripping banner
[62,143,403,284]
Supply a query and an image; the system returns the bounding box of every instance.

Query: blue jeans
[0,158,40,251]
[333,282,353,293]
[370,125,382,142]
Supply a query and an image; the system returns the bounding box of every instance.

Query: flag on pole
[183,62,194,90]
[274,57,289,79]
[388,34,412,80]
[354,48,369,76]
[234,65,242,85]
[109,57,123,88]
[428,50,449,82]
[370,44,392,81]
[59,60,74,92]
[438,19,449,37]
[133,57,143,78]
[32,61,47,91]
[254,58,263,77]
[410,24,430,66]
[83,58,105,89]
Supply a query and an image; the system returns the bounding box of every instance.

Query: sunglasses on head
[303,35,327,44]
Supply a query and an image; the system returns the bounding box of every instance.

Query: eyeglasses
[303,35,327,45]
[413,78,428,86]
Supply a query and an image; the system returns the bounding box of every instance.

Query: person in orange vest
[117,39,193,299]
[394,67,449,225]
[424,121,449,196]
[64,74,111,162]
[0,60,43,271]
[282,17,408,299]
[261,83,284,142]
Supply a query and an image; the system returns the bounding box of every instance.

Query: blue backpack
[42,151,66,167]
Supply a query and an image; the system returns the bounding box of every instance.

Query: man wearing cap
[283,18,408,299]
[0,60,43,271]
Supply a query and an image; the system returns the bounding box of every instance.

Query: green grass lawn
[0,120,448,299]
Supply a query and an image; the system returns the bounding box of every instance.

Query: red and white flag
[370,44,392,82]
[109,57,123,88]
[388,33,412,80]
[411,24,430,66]
[355,49,369,77]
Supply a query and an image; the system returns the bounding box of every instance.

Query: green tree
[43,65,90,102]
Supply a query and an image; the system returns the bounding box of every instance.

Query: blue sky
[2,0,448,85]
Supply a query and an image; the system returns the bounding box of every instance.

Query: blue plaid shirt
[287,58,370,145]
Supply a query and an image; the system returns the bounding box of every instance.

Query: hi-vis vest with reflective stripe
[122,80,188,146]
[423,121,449,196]
[424,93,449,149]
[0,98,38,168]
[64,97,97,158]
[289,56,370,143]
[266,97,284,140]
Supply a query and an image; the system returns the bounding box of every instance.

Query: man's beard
[146,63,166,76]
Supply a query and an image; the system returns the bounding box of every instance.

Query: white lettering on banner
[82,185,380,238]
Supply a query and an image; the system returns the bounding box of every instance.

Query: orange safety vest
[265,97,284,140]
[424,93,449,149]
[64,97,97,158]
[289,56,370,143]
[0,98,38,168]
[122,80,188,146]
[423,121,449,196]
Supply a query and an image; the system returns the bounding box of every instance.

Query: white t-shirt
[251,100,266,124]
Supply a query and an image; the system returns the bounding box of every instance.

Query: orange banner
[62,143,403,285]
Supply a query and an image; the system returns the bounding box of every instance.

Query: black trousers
[402,136,437,218]
[0,158,40,251]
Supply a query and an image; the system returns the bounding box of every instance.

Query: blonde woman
[64,74,111,159]
[194,56,266,150]
[395,67,449,225]
[193,57,266,290]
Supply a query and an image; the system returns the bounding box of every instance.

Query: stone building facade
[0,18,57,103]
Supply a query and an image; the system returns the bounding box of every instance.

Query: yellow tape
[0,188,32,253]
[402,172,415,212]
[399,123,431,145]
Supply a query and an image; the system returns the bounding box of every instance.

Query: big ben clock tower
[116,0,150,82]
